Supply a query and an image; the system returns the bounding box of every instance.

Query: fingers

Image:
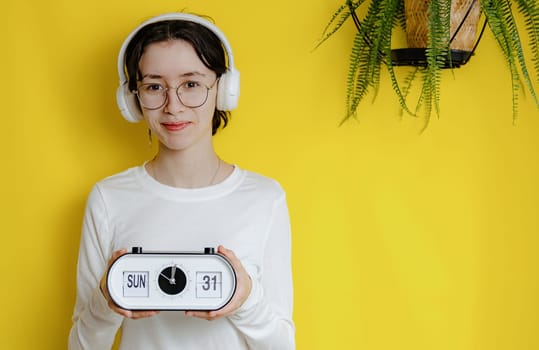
[185,310,219,321]
[100,249,127,298]
[186,246,252,321]
[128,310,161,320]
[111,306,160,319]
[217,246,247,282]
[185,297,237,320]
[100,249,160,320]
[111,249,128,261]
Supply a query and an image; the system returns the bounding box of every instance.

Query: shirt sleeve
[228,192,296,349]
[68,185,123,350]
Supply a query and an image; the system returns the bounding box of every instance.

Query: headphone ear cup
[116,83,144,123]
[217,69,240,111]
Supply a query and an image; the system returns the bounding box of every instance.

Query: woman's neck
[147,147,223,189]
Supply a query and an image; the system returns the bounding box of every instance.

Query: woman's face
[137,39,218,153]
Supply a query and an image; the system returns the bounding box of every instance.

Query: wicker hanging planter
[393,0,482,67]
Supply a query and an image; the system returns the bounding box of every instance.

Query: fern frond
[514,0,539,65]
[395,0,407,32]
[314,4,350,50]
[382,0,413,116]
[418,0,451,128]
[482,0,526,120]
[315,0,366,50]
[507,3,539,109]
[386,63,415,116]
[344,0,404,121]
[514,0,539,104]
[343,0,384,121]
[398,67,420,117]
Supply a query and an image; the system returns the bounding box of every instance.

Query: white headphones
[116,13,240,123]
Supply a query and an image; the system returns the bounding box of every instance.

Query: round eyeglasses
[134,79,218,110]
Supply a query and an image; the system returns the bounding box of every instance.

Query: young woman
[68,13,295,349]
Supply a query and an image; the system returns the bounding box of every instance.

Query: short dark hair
[124,19,230,135]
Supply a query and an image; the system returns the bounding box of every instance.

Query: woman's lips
[162,121,190,131]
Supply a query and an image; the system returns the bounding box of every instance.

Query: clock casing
[106,247,237,311]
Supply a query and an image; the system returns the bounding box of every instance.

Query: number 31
[202,275,217,291]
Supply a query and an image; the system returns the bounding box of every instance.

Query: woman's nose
[163,88,185,114]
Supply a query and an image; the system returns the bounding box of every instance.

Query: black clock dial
[158,265,187,295]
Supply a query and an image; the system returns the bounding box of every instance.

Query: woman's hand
[100,249,160,319]
[185,245,252,321]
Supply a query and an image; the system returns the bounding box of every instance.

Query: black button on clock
[158,265,187,295]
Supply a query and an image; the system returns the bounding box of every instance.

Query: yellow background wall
[2,0,538,349]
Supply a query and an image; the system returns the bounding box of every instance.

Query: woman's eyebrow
[179,71,207,78]
[140,74,163,80]
[140,71,206,80]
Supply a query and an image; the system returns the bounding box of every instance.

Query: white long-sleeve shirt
[69,165,295,350]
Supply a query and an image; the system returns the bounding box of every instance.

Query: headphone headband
[116,13,240,122]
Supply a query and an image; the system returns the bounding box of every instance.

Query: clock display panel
[196,272,222,298]
[123,271,149,297]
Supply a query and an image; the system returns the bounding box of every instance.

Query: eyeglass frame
[133,78,219,110]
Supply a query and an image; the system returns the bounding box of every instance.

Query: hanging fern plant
[317,0,539,129]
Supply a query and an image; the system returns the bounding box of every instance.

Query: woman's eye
[144,84,163,92]
[184,81,201,89]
